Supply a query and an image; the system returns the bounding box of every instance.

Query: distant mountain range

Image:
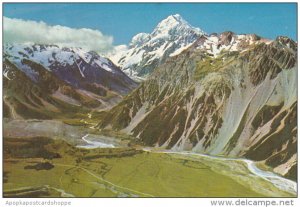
[108,14,271,81]
[3,44,137,119]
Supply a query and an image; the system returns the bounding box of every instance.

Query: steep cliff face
[97,36,297,180]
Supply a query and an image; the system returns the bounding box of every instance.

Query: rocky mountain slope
[108,14,205,81]
[3,44,137,119]
[98,34,297,181]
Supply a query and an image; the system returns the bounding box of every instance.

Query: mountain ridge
[108,14,279,81]
[98,35,297,181]
[3,43,138,119]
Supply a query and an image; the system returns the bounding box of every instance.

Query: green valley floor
[3,134,295,198]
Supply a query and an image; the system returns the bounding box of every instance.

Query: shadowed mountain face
[3,44,137,119]
[98,36,297,181]
[4,44,137,94]
[4,59,101,119]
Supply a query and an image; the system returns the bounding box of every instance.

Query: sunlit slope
[97,36,297,181]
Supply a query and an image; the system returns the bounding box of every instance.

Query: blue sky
[3,3,297,45]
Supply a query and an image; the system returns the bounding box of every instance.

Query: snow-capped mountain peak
[108,14,206,81]
[4,43,137,95]
[154,14,186,33]
[130,33,150,48]
[4,43,116,73]
[152,14,205,37]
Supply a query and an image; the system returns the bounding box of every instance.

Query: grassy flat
[3,137,293,197]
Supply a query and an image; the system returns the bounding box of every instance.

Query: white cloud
[3,17,114,53]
